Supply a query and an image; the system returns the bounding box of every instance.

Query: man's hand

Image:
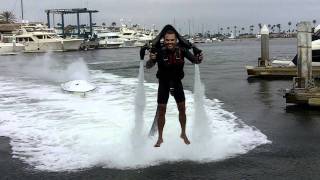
[149,52,157,61]
[146,52,157,69]
[194,53,203,64]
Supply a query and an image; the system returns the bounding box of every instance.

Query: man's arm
[183,48,203,64]
[146,52,157,69]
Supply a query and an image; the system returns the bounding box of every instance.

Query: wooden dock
[283,22,320,106]
[285,88,320,106]
[246,65,320,77]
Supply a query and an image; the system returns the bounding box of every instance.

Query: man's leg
[177,101,190,145]
[173,80,190,145]
[155,104,167,147]
[155,78,170,147]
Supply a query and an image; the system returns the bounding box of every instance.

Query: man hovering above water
[145,25,203,147]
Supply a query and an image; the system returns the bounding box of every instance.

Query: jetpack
[140,24,202,61]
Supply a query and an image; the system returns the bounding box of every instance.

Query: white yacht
[0,35,25,55]
[15,25,83,52]
[97,32,123,49]
[134,32,156,47]
[272,26,320,67]
[119,27,137,48]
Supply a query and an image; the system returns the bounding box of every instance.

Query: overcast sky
[1,0,319,34]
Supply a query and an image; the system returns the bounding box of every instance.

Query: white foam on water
[0,63,270,172]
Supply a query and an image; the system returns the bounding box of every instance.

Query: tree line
[216,20,317,36]
[0,11,16,24]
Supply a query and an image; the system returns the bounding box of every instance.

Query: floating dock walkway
[246,65,320,77]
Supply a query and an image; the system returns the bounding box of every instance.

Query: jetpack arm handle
[192,45,202,56]
[140,43,150,60]
[191,45,203,64]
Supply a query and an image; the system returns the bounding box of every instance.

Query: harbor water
[1,38,320,179]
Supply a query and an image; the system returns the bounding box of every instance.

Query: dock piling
[295,22,313,89]
[259,25,270,67]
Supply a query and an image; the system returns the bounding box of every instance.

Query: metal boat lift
[45,8,98,37]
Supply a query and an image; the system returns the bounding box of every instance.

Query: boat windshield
[108,36,120,39]
[47,35,61,39]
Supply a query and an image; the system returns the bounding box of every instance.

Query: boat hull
[21,39,83,52]
[0,43,25,55]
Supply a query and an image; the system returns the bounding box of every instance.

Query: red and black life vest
[163,47,184,65]
[156,47,186,80]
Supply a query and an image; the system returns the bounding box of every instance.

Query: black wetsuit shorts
[157,78,185,104]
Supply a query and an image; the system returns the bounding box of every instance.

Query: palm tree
[111,22,116,27]
[249,25,254,34]
[288,21,292,32]
[234,26,237,37]
[271,25,275,33]
[226,27,230,35]
[258,23,262,31]
[0,11,16,23]
[206,30,211,38]
[313,19,317,28]
[220,27,223,35]
[276,24,281,33]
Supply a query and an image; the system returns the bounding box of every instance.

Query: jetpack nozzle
[140,44,150,60]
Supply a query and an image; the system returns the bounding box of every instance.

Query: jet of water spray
[132,61,146,147]
[192,64,211,141]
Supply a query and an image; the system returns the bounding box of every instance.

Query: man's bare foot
[154,138,163,147]
[180,134,191,145]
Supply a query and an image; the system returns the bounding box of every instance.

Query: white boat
[272,37,320,67]
[134,32,155,47]
[97,32,123,49]
[119,27,137,48]
[15,25,83,52]
[191,35,206,43]
[271,60,296,67]
[61,80,96,94]
[0,35,25,55]
[0,43,24,55]
[272,59,320,67]
[290,27,320,66]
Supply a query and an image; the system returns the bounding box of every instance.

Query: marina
[1,0,320,179]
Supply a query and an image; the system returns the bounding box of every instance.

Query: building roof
[0,24,22,33]
[45,8,98,14]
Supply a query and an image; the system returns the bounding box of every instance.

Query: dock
[245,24,318,78]
[285,87,320,106]
[246,22,320,106]
[284,22,320,106]
[246,65,320,77]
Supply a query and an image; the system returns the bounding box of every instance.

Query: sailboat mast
[21,0,24,20]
